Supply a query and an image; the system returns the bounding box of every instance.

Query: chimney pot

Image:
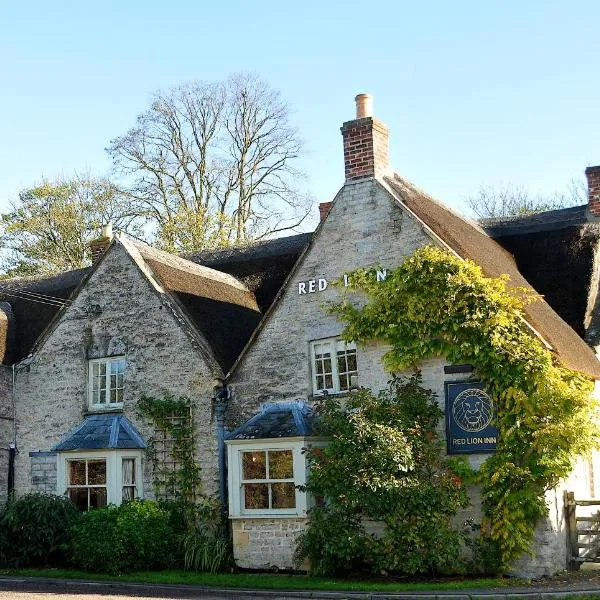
[355,93,373,118]
[341,94,390,181]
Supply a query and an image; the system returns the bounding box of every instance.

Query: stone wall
[232,518,307,570]
[0,365,12,506]
[13,241,220,500]
[30,452,57,494]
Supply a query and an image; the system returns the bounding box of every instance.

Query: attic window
[89,357,125,409]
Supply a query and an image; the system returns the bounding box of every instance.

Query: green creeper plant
[136,394,201,506]
[330,245,600,568]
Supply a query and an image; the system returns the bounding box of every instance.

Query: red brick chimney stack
[340,93,390,182]
[318,202,332,221]
[586,166,600,217]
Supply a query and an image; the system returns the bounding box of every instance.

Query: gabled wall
[229,178,465,426]
[13,241,220,499]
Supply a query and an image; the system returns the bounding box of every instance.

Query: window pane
[242,451,266,479]
[325,374,333,389]
[122,458,135,485]
[111,359,125,375]
[268,450,293,479]
[88,460,106,485]
[89,487,107,508]
[123,486,135,501]
[68,488,88,511]
[272,483,296,508]
[98,389,106,404]
[69,461,86,485]
[244,483,269,509]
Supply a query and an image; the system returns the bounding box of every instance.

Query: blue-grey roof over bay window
[52,414,146,451]
[227,401,315,440]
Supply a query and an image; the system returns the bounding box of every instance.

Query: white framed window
[89,357,125,409]
[226,439,309,518]
[310,338,357,395]
[57,450,143,510]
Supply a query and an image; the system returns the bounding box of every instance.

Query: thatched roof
[385,175,600,379]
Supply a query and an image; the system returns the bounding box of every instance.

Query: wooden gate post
[565,491,580,570]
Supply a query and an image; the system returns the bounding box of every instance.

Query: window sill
[83,406,124,416]
[308,391,352,401]
[230,513,307,520]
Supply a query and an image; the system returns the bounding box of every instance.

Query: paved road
[4,576,600,600]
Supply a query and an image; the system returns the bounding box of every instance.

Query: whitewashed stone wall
[0,365,12,506]
[229,179,437,422]
[13,242,220,500]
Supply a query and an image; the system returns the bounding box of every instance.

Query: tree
[0,175,142,277]
[107,73,311,253]
[466,180,586,219]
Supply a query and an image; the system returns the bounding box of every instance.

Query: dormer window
[89,357,125,409]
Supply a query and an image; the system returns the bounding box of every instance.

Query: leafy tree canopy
[0,175,141,277]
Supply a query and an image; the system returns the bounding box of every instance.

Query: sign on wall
[445,382,497,454]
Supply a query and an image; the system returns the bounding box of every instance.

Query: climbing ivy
[136,394,201,505]
[330,245,600,568]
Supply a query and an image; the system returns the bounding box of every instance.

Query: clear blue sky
[1,0,599,227]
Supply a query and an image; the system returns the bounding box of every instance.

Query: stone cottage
[2,94,600,576]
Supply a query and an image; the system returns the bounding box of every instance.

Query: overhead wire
[0,285,70,307]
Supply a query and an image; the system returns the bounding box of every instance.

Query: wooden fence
[565,491,600,568]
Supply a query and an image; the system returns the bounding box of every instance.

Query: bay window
[57,450,143,510]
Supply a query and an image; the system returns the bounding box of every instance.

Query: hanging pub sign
[445,382,498,454]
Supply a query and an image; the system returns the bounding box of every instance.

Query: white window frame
[56,449,143,508]
[310,337,357,395]
[88,357,126,410]
[226,438,310,519]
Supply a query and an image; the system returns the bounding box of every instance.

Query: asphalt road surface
[0,578,294,600]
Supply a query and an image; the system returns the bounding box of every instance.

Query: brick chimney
[318,202,332,221]
[586,166,600,217]
[340,93,390,182]
[89,223,114,265]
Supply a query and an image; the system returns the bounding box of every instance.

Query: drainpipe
[8,358,31,499]
[213,379,230,511]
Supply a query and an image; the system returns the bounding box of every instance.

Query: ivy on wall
[136,394,201,505]
[330,245,600,568]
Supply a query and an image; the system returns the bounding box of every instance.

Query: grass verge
[1,569,516,592]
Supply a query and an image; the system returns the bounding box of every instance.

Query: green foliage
[70,500,177,574]
[180,496,232,573]
[330,245,600,569]
[0,175,142,277]
[0,493,80,568]
[295,507,366,576]
[297,375,469,576]
[136,394,201,505]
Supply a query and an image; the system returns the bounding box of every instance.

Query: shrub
[297,375,469,576]
[0,493,80,568]
[295,506,366,576]
[71,500,178,574]
[181,497,232,573]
